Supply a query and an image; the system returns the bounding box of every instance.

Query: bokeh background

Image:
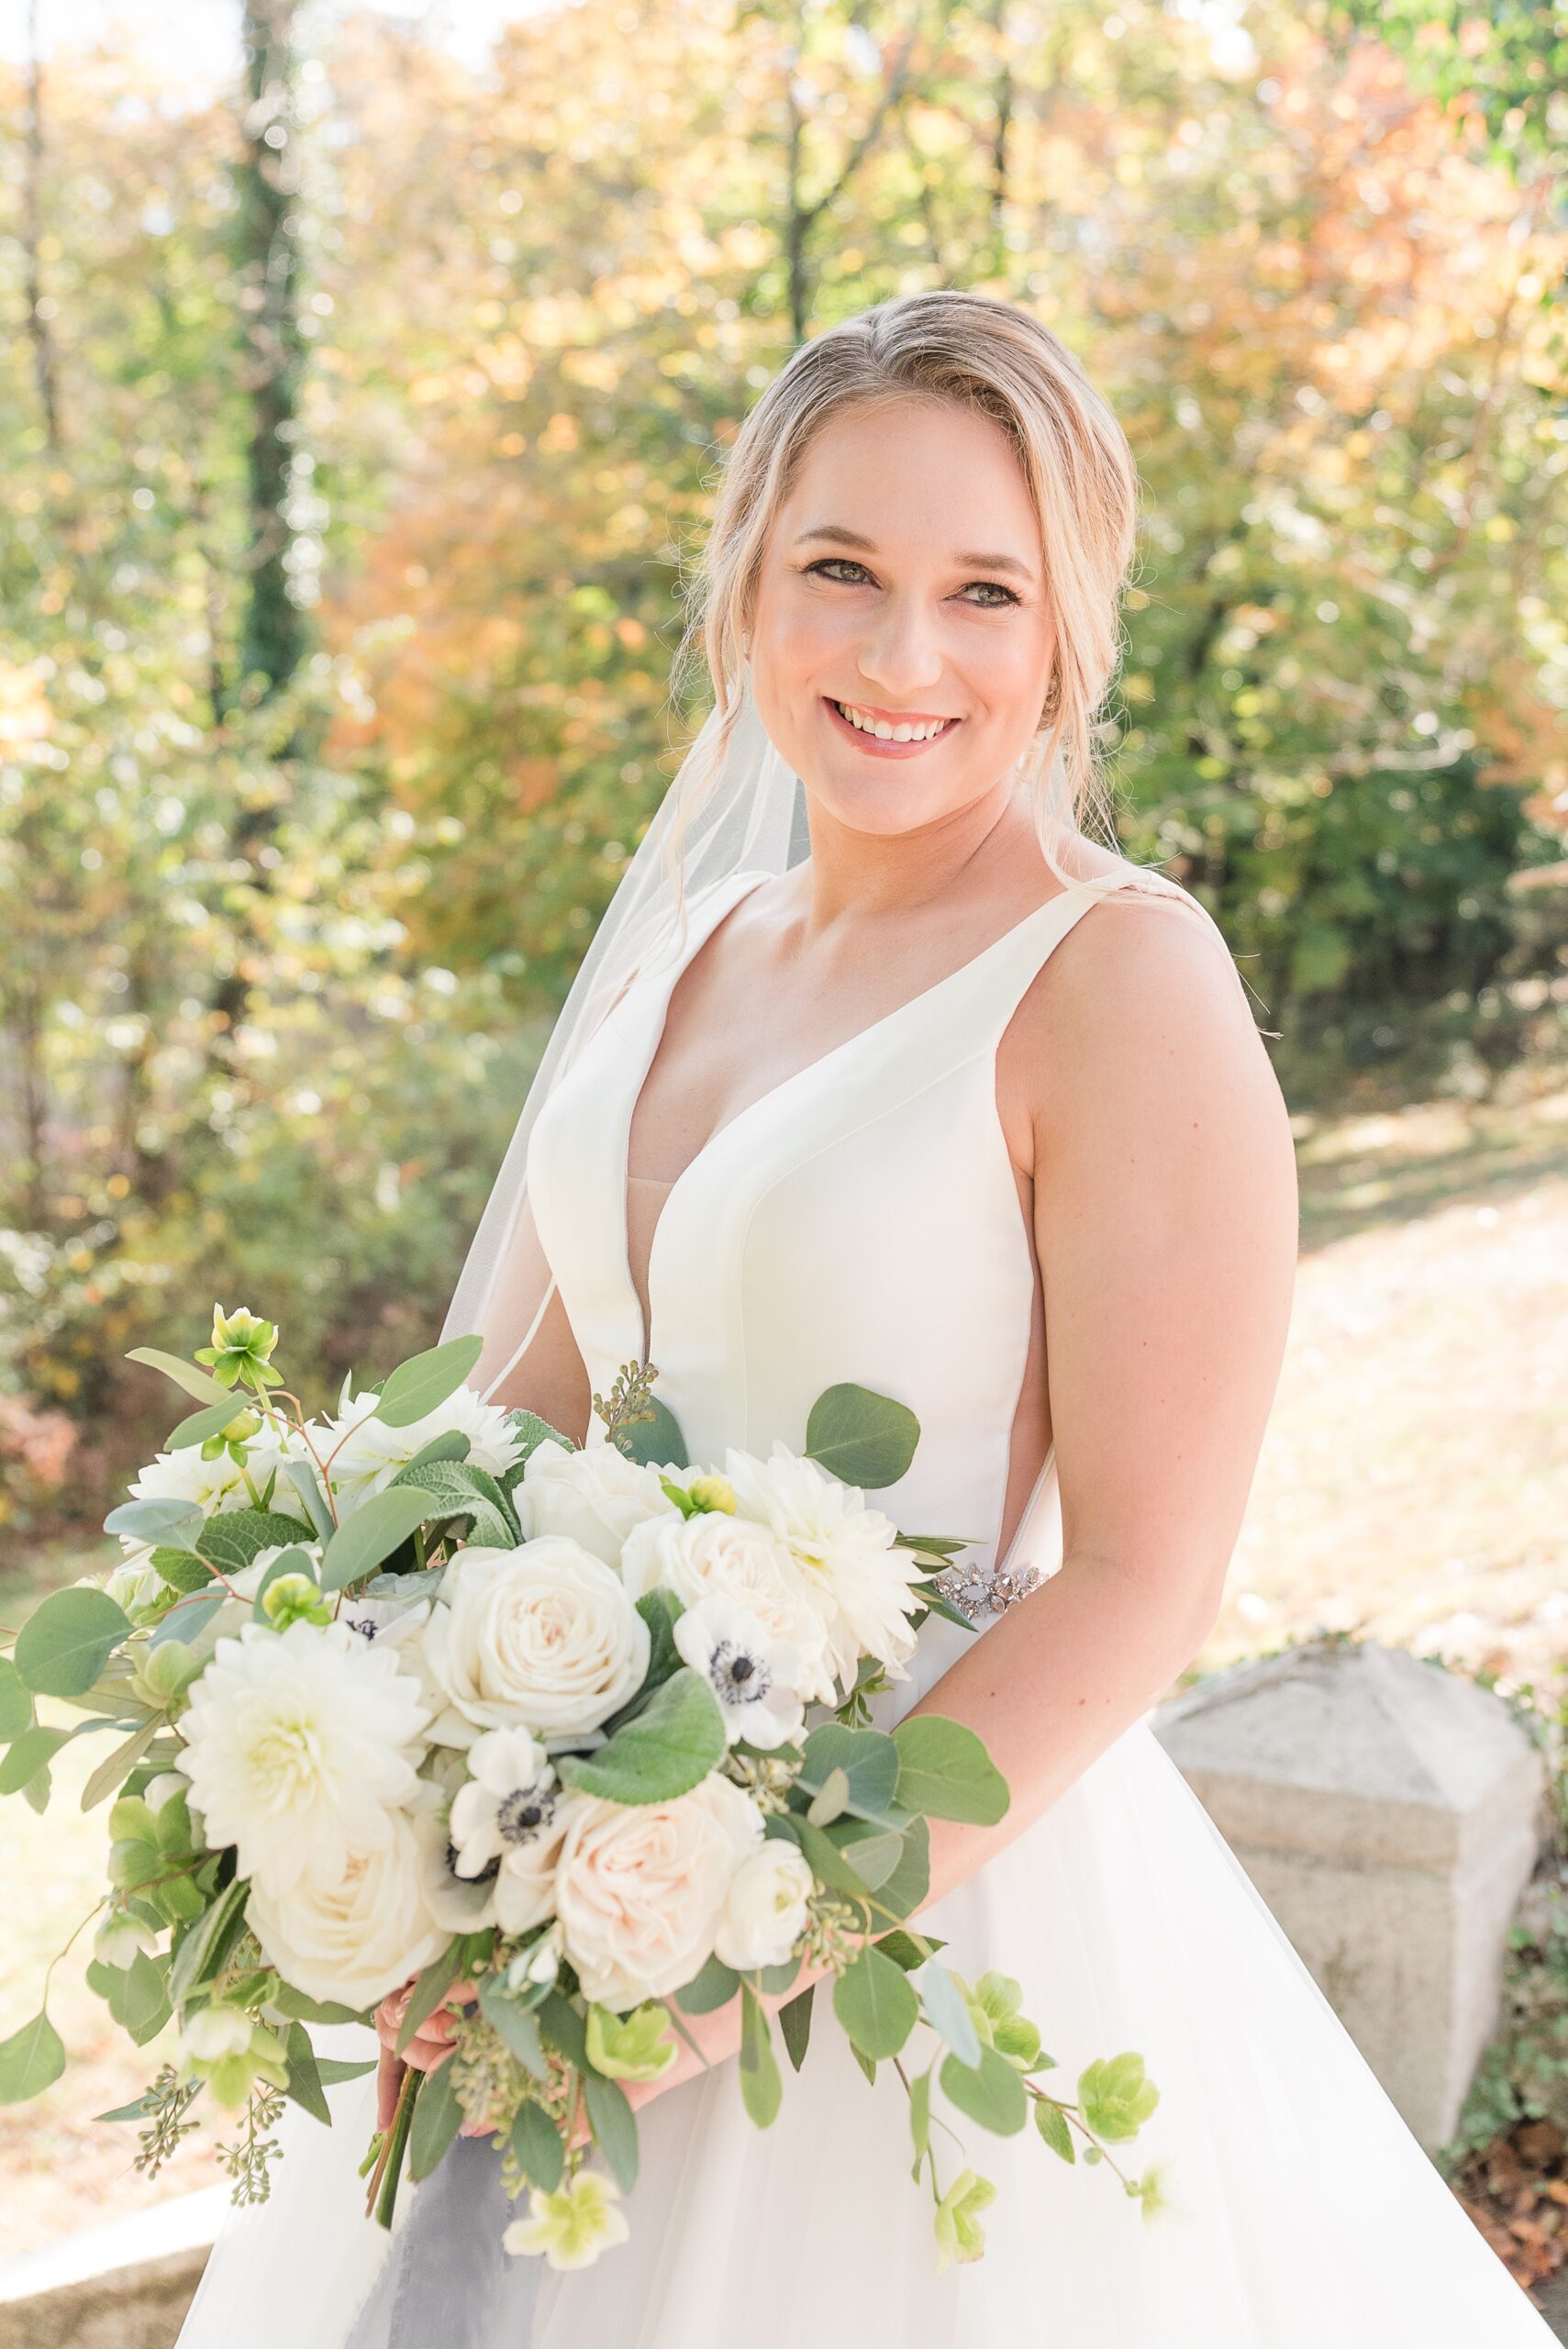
[1,0,1565,2280]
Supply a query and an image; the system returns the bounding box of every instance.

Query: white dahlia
[723,1442,926,1688]
[179,1619,433,1898]
[322,1375,525,1508]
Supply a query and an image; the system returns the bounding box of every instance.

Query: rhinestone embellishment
[930,1559,1043,1624]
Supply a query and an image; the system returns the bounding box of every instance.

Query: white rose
[422,1539,650,1745]
[713,1841,815,1973]
[248,1811,450,2008]
[515,1442,679,1567]
[554,1776,763,2011]
[323,1377,525,1508]
[724,1442,926,1688]
[620,1510,834,1703]
[179,1619,432,1898]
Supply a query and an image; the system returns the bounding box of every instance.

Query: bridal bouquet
[0,1308,1163,2271]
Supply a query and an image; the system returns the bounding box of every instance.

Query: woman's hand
[373,1978,495,2136]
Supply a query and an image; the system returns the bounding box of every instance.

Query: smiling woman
[170,290,1554,2349]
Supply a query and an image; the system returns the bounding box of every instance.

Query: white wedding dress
[177,862,1552,2347]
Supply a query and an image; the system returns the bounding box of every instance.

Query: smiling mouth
[827,697,961,745]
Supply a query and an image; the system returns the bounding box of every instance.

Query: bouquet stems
[365,2063,421,2230]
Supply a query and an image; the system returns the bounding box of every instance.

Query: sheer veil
[440,670,810,1403]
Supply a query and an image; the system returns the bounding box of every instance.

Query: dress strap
[959,862,1268,1061]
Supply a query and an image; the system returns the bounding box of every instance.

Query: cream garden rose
[247,1809,450,2008]
[422,1538,650,1745]
[515,1440,680,1566]
[553,1776,763,2010]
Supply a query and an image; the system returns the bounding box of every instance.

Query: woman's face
[748,395,1055,837]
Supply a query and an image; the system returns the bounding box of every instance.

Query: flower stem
[367,2064,420,2227]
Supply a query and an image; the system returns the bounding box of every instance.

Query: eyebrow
[793,524,1037,584]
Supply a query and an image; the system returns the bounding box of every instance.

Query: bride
[176,291,1553,2344]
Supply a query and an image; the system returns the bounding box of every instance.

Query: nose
[853,592,946,702]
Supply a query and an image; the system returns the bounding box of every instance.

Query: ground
[2,1064,1566,2272]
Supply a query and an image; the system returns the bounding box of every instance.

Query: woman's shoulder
[1001,845,1281,1130]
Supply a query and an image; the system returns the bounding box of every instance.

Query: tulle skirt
[173,1715,1551,2347]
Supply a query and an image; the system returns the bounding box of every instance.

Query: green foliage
[1077,2051,1160,2142]
[891,1716,1010,1826]
[833,1943,919,2061]
[804,1384,920,1490]
[14,1586,131,1696]
[557,1667,727,1804]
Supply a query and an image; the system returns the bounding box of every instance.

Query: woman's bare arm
[622,896,1298,2099]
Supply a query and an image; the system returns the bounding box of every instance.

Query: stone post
[1153,1639,1548,2150]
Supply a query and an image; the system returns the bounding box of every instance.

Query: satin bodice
[526,860,1234,1635]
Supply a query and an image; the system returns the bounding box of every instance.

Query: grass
[3,1056,1568,2254]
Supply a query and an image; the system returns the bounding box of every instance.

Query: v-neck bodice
[525,859,1229,1624]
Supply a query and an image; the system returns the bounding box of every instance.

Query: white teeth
[834,701,953,743]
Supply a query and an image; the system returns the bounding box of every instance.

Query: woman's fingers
[376,2043,406,2133]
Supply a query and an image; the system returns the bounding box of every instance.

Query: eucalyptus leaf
[892,1715,1009,1826]
[833,1944,918,2061]
[407,2056,464,2181]
[557,1668,726,1805]
[150,1592,226,1649]
[908,2061,934,2183]
[104,1497,205,1549]
[0,1659,33,1743]
[940,2043,1028,2136]
[797,1722,901,1821]
[167,1392,255,1452]
[283,1460,336,1542]
[283,2022,330,2125]
[126,1348,230,1407]
[870,1816,930,1922]
[478,1977,549,2079]
[917,1963,982,2068]
[779,1985,814,2072]
[509,2098,565,2190]
[0,2009,65,2105]
[673,1954,740,2016]
[583,2070,639,2190]
[15,1588,132,1698]
[399,1431,473,1475]
[373,1336,484,1430]
[776,1814,873,1903]
[395,1943,463,2056]
[82,1716,164,1811]
[322,1487,439,1594]
[614,1389,688,1470]
[536,1991,589,2071]
[738,1984,782,2128]
[803,1383,919,1489]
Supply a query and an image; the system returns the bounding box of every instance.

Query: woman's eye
[804,559,1019,607]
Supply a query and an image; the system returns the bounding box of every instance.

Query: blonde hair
[667,288,1143,895]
